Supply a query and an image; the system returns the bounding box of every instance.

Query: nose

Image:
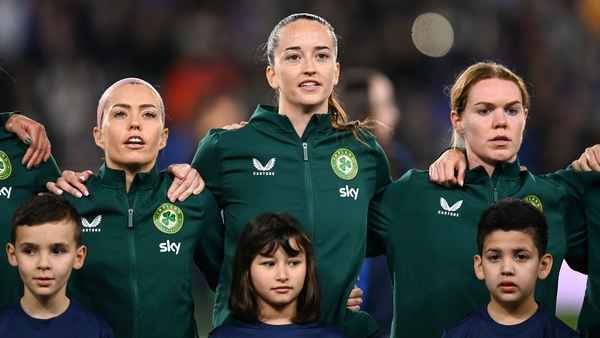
[275,266,289,282]
[129,113,141,130]
[493,109,507,128]
[500,260,514,276]
[38,252,51,271]
[303,58,316,76]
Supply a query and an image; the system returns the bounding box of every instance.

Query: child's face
[250,238,307,314]
[6,220,86,300]
[474,230,552,308]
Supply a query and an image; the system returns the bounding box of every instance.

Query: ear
[451,110,465,135]
[523,108,529,124]
[266,66,279,90]
[73,245,87,270]
[474,255,485,281]
[537,253,553,280]
[6,244,17,267]
[93,127,105,150]
[159,128,169,151]
[333,62,340,86]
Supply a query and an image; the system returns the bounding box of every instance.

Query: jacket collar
[465,158,522,184]
[249,105,332,135]
[97,162,159,188]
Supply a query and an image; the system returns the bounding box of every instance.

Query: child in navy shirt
[442,198,578,338]
[0,195,114,337]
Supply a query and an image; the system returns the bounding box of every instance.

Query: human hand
[572,145,600,172]
[166,163,204,202]
[5,114,51,169]
[222,121,248,130]
[429,148,467,187]
[346,283,363,311]
[46,170,93,198]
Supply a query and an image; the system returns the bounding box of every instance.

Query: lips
[272,286,293,293]
[299,80,320,88]
[35,277,54,287]
[125,136,145,148]
[499,280,517,292]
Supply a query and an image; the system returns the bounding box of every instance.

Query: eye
[515,254,528,261]
[289,260,301,266]
[286,54,300,61]
[261,261,275,267]
[113,110,127,118]
[488,254,500,261]
[142,111,157,119]
[477,108,492,115]
[23,248,36,255]
[52,248,66,255]
[505,108,519,115]
[316,52,329,60]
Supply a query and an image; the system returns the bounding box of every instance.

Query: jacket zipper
[302,141,315,239]
[126,204,140,337]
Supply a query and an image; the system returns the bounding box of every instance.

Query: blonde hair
[97,78,165,128]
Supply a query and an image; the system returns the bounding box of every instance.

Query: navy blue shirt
[442,303,579,338]
[209,319,346,337]
[0,297,115,338]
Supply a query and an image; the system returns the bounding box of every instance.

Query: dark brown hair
[228,212,321,324]
[477,198,548,258]
[11,194,83,246]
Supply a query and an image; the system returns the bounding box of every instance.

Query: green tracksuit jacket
[550,168,598,338]
[0,112,61,309]
[192,105,392,338]
[368,160,587,338]
[65,164,224,338]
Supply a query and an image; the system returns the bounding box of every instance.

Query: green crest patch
[331,148,358,180]
[523,195,543,212]
[153,203,184,234]
[0,151,12,180]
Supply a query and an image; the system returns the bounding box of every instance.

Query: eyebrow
[283,46,332,52]
[19,242,70,249]
[473,100,522,107]
[111,103,158,110]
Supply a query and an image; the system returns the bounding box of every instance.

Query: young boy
[0,194,115,337]
[442,198,579,337]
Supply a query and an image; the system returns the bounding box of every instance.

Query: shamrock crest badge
[331,148,358,180]
[153,203,184,234]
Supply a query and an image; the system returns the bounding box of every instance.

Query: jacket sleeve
[32,155,61,193]
[547,166,592,274]
[0,111,19,126]
[193,190,225,291]
[191,130,225,205]
[366,141,393,257]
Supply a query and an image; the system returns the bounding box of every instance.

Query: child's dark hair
[477,198,548,257]
[228,212,320,324]
[11,194,83,246]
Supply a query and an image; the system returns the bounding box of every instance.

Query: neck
[20,289,70,320]
[487,296,538,325]
[278,102,328,137]
[258,299,297,325]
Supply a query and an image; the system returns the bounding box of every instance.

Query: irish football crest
[153,203,184,234]
[0,150,12,180]
[523,195,543,212]
[331,148,358,180]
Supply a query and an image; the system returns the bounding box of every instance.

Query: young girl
[208,212,344,337]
